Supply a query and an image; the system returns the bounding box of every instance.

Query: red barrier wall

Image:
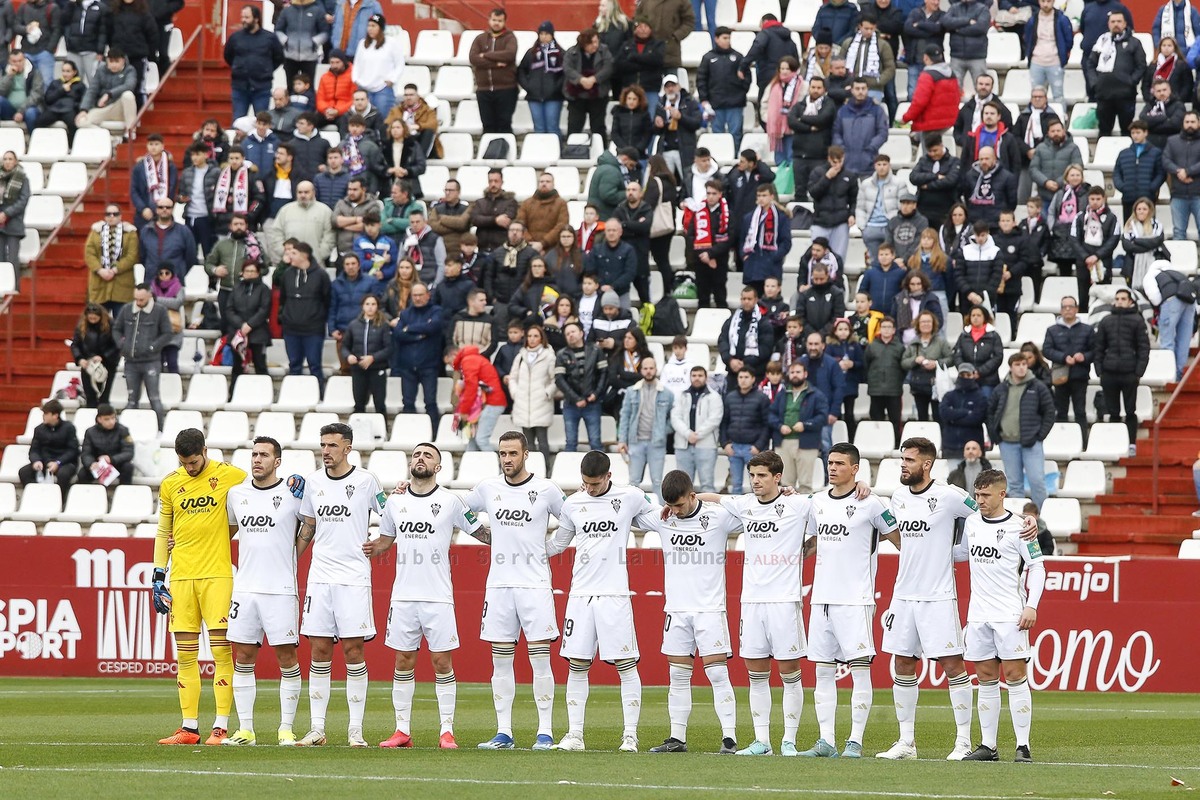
[0,539,1188,692]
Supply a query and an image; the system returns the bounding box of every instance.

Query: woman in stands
[35,59,85,139]
[342,293,392,415]
[825,318,864,440]
[0,151,28,267]
[1046,163,1089,281]
[763,56,802,168]
[1019,340,1053,387]
[353,13,406,118]
[642,154,679,295]
[564,28,613,145]
[542,294,579,351]
[150,265,184,374]
[907,227,952,318]
[107,0,159,106]
[893,270,945,344]
[519,21,567,138]
[508,323,557,459]
[385,257,417,320]
[1121,196,1165,291]
[509,255,559,321]
[901,310,953,422]
[951,304,1005,396]
[544,226,584,297]
[71,303,120,407]
[611,85,652,159]
[595,0,632,99]
[939,202,971,265]
[383,120,426,200]
[225,261,272,394]
[604,326,652,416]
[1143,35,1193,105]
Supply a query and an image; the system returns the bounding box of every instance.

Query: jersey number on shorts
[480,600,488,634]
[304,596,312,613]
[883,610,894,631]
[563,619,574,638]
[663,614,672,633]
[228,601,240,620]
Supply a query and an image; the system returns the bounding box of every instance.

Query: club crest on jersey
[528,490,538,505]
[431,503,441,516]
[272,496,281,509]
[346,484,356,499]
[927,497,938,512]
[774,503,785,517]
[997,530,1006,544]
[699,514,710,530]
[208,477,218,490]
[611,498,622,513]
[846,505,856,519]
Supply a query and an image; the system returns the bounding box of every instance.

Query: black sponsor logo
[971,545,1002,559]
[180,496,217,511]
[396,521,435,534]
[494,508,533,523]
[239,515,274,528]
[582,520,618,534]
[317,504,351,517]
[745,520,779,534]
[898,519,930,534]
[819,523,851,537]
[670,533,705,547]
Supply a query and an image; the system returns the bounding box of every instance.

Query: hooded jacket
[453,345,506,414]
[833,97,889,176]
[940,377,989,454]
[903,60,959,132]
[941,0,991,61]
[987,371,1056,447]
[788,94,837,159]
[274,0,330,62]
[278,263,331,336]
[952,324,1005,386]
[587,151,631,217]
[328,271,385,335]
[1092,304,1150,377]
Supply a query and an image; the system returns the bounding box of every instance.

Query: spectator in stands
[953,304,1005,393]
[953,73,1013,150]
[351,14,403,118]
[1164,111,1200,241]
[1093,286,1149,452]
[763,56,802,168]
[577,205,606,255]
[1152,0,1199,48]
[507,323,556,458]
[343,113,388,194]
[1087,10,1146,136]
[14,0,60,85]
[903,0,946,98]
[947,438,991,488]
[446,285,491,353]
[469,168,519,252]
[390,279,444,425]
[799,264,846,338]
[841,16,895,112]
[332,0,383,58]
[75,403,134,486]
[788,76,836,203]
[261,88,301,139]
[1045,162,1088,276]
[340,291,391,415]
[941,0,990,92]
[741,184,791,296]
[773,314,806,370]
[430,255,475,317]
[909,136,960,230]
[274,0,329,90]
[278,240,331,394]
[210,148,258,238]
[1024,0,1073,104]
[564,28,613,145]
[796,237,843,291]
[964,101,1022,174]
[34,58,84,138]
[1029,118,1081,206]
[696,26,749,149]
[636,0,693,72]
[902,44,958,144]
[610,87,652,160]
[517,172,570,254]
[653,73,701,183]
[719,285,775,378]
[424,179,469,258]
[137,198,194,280]
[176,143,217,257]
[256,143,299,229]
[448,341,507,451]
[518,21,566,138]
[743,13,799,112]
[813,0,860,51]
[192,117,229,167]
[800,330,844,453]
[725,147,773,265]
[643,155,680,291]
[856,154,901,267]
[617,355,673,498]
[1144,35,1193,105]
[583,220,637,310]
[901,309,952,423]
[1015,87,1054,193]
[117,283,171,429]
[832,78,888,178]
[271,180,335,266]
[1139,78,1184,149]
[612,182,653,301]
[555,320,607,451]
[956,220,1002,309]
[858,242,905,313]
[671,365,721,491]
[682,179,731,309]
[615,19,669,117]
[329,252,384,364]
[907,227,952,312]
[400,209,444,287]
[339,90,387,145]
[485,220,535,308]
[381,179,423,238]
[1142,258,1195,381]
[77,48,138,129]
[469,8,519,135]
[286,114,328,180]
[384,84,438,160]
[992,208,1034,324]
[888,188,929,264]
[225,260,271,393]
[223,4,281,120]
[1069,186,1119,309]
[826,318,864,436]
[988,351,1056,507]
[1041,294,1093,423]
[850,290,885,343]
[333,177,383,262]
[864,315,905,445]
[860,0,904,118]
[595,0,633,87]
[205,211,261,319]
[85,203,139,315]
[317,50,357,124]
[72,304,120,407]
[545,227,584,297]
[768,361,828,493]
[1122,197,1166,291]
[894,270,945,343]
[0,49,43,128]
[131,138,178,231]
[148,265,182,373]
[19,398,78,498]
[961,146,1017,226]
[64,0,107,72]
[801,28,835,85]
[720,366,770,493]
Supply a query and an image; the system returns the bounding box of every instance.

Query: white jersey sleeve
[559,485,655,596]
[962,511,1046,623]
[721,493,810,603]
[301,466,382,588]
[228,481,302,595]
[810,488,895,605]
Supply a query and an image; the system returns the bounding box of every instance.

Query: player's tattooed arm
[296,516,317,556]
[228,524,239,541]
[471,524,492,545]
[1018,515,1039,541]
[882,530,901,549]
[803,537,817,558]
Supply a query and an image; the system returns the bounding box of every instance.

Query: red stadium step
[1084,513,1199,535]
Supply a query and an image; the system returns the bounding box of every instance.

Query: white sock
[616,659,641,737]
[279,664,301,729]
[893,674,919,745]
[977,679,1001,749]
[232,662,256,732]
[392,669,415,734]
[346,662,368,729]
[704,662,737,740]
[435,670,456,734]
[529,643,555,737]
[668,663,693,742]
[748,670,772,744]
[1008,678,1032,748]
[566,661,590,737]
[308,660,331,731]
[814,663,837,744]
[781,670,803,744]
[491,643,516,738]
[849,663,873,745]
[948,672,974,746]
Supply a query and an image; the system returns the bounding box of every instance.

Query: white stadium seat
[296,412,341,449]
[1179,540,1200,559]
[516,133,561,168]
[1043,422,1084,461]
[0,482,14,516]
[1058,460,1106,499]
[1082,422,1130,461]
[690,308,731,346]
[89,522,130,538]
[385,414,434,451]
[253,411,297,448]
[14,483,63,522]
[24,195,64,231]
[159,409,205,445]
[207,411,250,450]
[0,520,36,536]
[273,375,320,413]
[433,66,476,102]
[410,29,455,66]
[226,374,274,411]
[108,485,155,524]
[67,127,113,163]
[1040,498,1082,537]
[854,421,897,461]
[60,484,108,523]
[315,376,355,413]
[452,451,500,489]
[179,373,228,412]
[26,127,69,162]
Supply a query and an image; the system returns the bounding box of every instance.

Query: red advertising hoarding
[0,539,1189,692]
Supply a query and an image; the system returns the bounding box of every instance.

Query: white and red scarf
[686,198,729,249]
[743,205,781,254]
[143,152,171,201]
[342,134,366,176]
[212,165,250,214]
[579,221,601,252]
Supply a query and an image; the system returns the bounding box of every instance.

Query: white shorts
[661,610,732,658]
[480,586,560,643]
[738,602,807,660]
[880,598,964,659]
[300,583,376,640]
[965,621,1031,662]
[807,603,876,664]
[560,595,639,663]
[226,591,300,647]
[385,600,460,653]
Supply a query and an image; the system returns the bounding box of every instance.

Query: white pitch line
[0,766,1113,800]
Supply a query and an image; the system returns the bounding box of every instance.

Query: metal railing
[23,25,205,348]
[1151,353,1200,513]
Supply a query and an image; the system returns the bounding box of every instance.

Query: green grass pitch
[1,678,1198,799]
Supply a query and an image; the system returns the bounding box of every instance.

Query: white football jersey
[720,492,811,603]
[299,466,386,587]
[643,499,742,613]
[227,480,302,595]
[958,512,1046,623]
[555,484,658,596]
[465,474,565,589]
[379,485,481,604]
[808,487,897,605]
[890,480,978,601]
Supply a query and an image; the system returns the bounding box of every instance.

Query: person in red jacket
[447,343,507,451]
[902,44,959,139]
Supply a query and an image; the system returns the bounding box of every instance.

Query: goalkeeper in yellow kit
[153,428,248,745]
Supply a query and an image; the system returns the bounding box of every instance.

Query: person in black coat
[952,304,1006,391]
[18,399,79,500]
[610,84,653,158]
[651,76,702,186]
[612,21,666,115]
[909,135,961,229]
[71,303,120,407]
[106,0,159,104]
[960,147,1018,227]
[1092,287,1150,445]
[77,403,136,486]
[225,260,271,393]
[990,209,1035,328]
[788,76,837,202]
[724,149,775,271]
[1068,186,1120,312]
[1138,78,1184,149]
[223,4,284,121]
[65,0,108,63]
[149,0,184,73]
[718,286,776,377]
[1085,12,1146,136]
[34,59,86,138]
[341,292,393,415]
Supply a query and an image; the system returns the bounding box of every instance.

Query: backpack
[652,295,687,336]
[482,138,509,160]
[563,142,590,159]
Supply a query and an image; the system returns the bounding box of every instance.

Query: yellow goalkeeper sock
[177,640,201,728]
[210,634,234,725]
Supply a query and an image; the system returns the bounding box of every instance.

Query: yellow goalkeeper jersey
[155,459,248,580]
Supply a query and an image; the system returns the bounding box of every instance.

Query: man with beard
[961,147,1017,227]
[788,76,836,203]
[469,168,520,252]
[205,213,263,321]
[1028,117,1081,206]
[224,5,283,121]
[516,172,570,253]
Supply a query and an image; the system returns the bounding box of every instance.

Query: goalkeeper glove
[152,568,172,614]
[287,473,305,499]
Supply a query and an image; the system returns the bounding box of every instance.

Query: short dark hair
[747,450,784,475]
[714,25,732,36]
[106,47,126,60]
[253,436,282,459]
[96,403,116,417]
[413,442,442,462]
[42,399,63,416]
[974,468,1008,490]
[147,133,164,143]
[901,437,938,461]
[347,113,366,127]
[973,220,991,235]
[498,430,527,450]
[1088,186,1106,198]
[580,450,611,478]
[175,428,206,457]
[741,284,759,297]
[690,365,708,376]
[347,177,366,190]
[490,6,506,17]
[829,442,860,465]
[1129,119,1149,132]
[740,148,759,163]
[661,470,694,503]
[924,134,943,150]
[320,422,354,443]
[243,4,262,22]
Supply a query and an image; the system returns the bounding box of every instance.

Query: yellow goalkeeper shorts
[169,577,234,634]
